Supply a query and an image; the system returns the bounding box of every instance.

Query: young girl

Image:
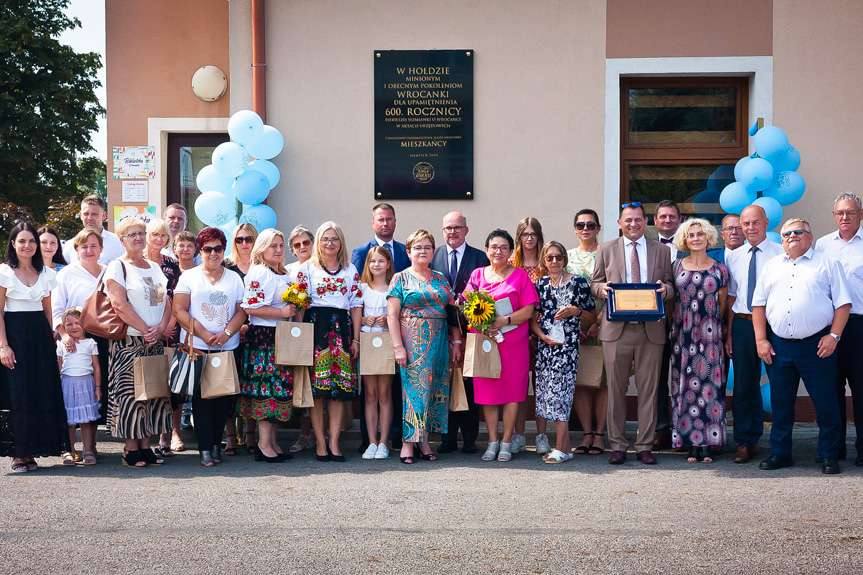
[56,308,101,466]
[360,246,394,460]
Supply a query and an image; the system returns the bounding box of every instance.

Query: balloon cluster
[719,125,805,241]
[194,110,283,243]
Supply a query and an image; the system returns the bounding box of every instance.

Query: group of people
[0,194,860,474]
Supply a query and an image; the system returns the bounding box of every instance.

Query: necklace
[321,261,341,276]
[549,273,571,306]
[685,256,711,271]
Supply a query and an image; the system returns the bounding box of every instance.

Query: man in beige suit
[590,203,674,465]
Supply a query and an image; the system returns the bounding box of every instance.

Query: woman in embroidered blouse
[239,228,298,463]
[0,222,70,472]
[297,221,363,463]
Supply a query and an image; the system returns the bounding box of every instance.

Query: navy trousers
[731,317,765,447]
[836,314,863,456]
[768,328,841,460]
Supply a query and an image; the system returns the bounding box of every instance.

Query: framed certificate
[606,283,665,322]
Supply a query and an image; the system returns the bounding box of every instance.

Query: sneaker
[374,443,389,460]
[362,443,378,460]
[511,433,526,454]
[536,434,551,455]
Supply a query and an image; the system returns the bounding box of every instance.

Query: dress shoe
[652,432,671,451]
[822,457,841,474]
[636,450,657,465]
[437,440,458,454]
[856,454,863,467]
[462,441,477,454]
[759,454,793,470]
[608,450,626,465]
[733,445,758,464]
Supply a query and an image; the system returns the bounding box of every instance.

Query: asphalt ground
[1,423,861,575]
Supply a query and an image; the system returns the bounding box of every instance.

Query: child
[360,246,394,460]
[56,308,101,466]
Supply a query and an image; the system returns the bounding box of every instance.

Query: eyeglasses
[411,246,434,252]
[621,202,642,209]
[575,222,598,231]
[488,246,510,253]
[443,226,465,233]
[521,232,538,240]
[235,236,254,244]
[833,210,860,218]
[201,246,225,254]
[721,226,743,233]
[545,255,564,262]
[122,232,146,239]
[149,233,169,240]
[292,239,312,249]
[781,229,808,238]
[320,238,340,245]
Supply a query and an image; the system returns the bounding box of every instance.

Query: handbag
[169,319,202,396]
[448,365,468,412]
[275,320,314,366]
[80,262,127,340]
[200,349,240,399]
[575,343,605,389]
[462,332,502,379]
[359,332,395,375]
[291,366,315,408]
[133,352,171,401]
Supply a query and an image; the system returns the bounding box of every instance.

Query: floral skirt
[237,324,293,422]
[305,307,357,401]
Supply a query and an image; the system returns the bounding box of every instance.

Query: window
[166,133,230,235]
[621,77,749,229]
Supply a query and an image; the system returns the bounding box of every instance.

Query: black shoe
[856,454,863,467]
[316,452,331,462]
[462,441,477,454]
[438,440,458,454]
[759,454,793,470]
[822,457,841,474]
[275,452,293,461]
[357,441,370,455]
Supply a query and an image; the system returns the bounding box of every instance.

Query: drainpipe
[252,0,266,122]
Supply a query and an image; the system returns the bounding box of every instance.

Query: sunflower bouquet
[459,289,500,338]
[282,281,310,309]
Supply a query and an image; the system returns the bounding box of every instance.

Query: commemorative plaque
[374,50,474,200]
[606,283,665,322]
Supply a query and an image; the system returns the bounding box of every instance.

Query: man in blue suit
[707,213,745,263]
[351,203,409,453]
[430,212,489,454]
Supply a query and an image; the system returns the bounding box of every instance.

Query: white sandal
[497,442,513,462]
[482,441,500,461]
[543,449,572,464]
[289,433,315,453]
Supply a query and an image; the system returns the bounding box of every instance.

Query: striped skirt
[107,336,173,439]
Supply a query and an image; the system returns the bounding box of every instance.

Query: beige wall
[230,0,607,252]
[773,0,863,238]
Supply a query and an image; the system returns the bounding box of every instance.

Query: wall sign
[114,205,156,229]
[374,50,474,200]
[113,146,155,179]
[121,180,149,202]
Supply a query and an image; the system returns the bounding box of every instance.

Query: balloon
[196,164,234,194]
[766,230,782,243]
[727,360,734,392]
[232,170,270,205]
[219,218,237,236]
[749,121,759,137]
[739,157,774,192]
[761,380,772,414]
[753,126,790,162]
[753,196,783,230]
[212,142,249,178]
[243,125,284,160]
[239,203,277,230]
[719,182,756,214]
[768,145,802,173]
[194,191,237,227]
[761,171,806,206]
[707,165,734,195]
[693,189,720,219]
[227,110,264,146]
[733,156,752,183]
[246,159,280,189]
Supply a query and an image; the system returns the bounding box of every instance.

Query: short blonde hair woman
[673,218,719,252]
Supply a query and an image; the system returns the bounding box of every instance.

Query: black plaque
[374,50,474,200]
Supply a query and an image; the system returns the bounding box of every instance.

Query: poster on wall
[374,50,474,200]
[113,146,155,179]
[114,205,156,229]
[121,180,149,202]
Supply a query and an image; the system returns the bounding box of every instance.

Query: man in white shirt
[62,194,125,265]
[753,218,851,474]
[816,192,863,467]
[724,205,785,463]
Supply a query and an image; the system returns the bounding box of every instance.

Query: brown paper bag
[448,366,468,412]
[462,332,501,379]
[275,321,314,366]
[575,344,605,389]
[359,332,395,375]
[291,366,315,408]
[133,354,170,401]
[201,350,240,399]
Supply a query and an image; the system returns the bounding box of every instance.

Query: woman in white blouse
[296,221,363,463]
[0,222,70,472]
[104,217,173,468]
[239,228,298,463]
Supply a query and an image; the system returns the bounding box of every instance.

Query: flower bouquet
[459,289,503,342]
[281,281,310,309]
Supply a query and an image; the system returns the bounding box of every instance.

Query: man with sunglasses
[590,202,674,465]
[816,193,863,467]
[752,218,851,474]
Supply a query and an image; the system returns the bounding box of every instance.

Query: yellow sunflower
[468,300,494,324]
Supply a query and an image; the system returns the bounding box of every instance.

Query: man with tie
[753,218,850,474]
[724,205,785,463]
[431,212,489,454]
[816,192,863,466]
[591,202,674,465]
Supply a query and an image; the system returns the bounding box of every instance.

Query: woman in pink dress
[464,229,539,462]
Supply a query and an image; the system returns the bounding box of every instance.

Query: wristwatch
[224,328,233,337]
[506,315,512,325]
[830,332,841,342]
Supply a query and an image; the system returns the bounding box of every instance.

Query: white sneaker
[362,443,378,460]
[511,433,526,453]
[535,434,551,455]
[374,443,389,459]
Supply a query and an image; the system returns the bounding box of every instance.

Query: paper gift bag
[133,354,171,401]
[462,332,501,379]
[291,366,315,408]
[359,332,395,375]
[448,366,468,412]
[575,344,605,389]
[275,321,314,366]
[201,350,240,399]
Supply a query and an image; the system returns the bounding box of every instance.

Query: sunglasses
[292,239,312,249]
[575,221,598,231]
[201,245,225,254]
[545,255,564,262]
[781,229,808,238]
[235,236,254,244]
[621,202,642,209]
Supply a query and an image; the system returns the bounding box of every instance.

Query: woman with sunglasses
[286,225,316,453]
[566,209,609,455]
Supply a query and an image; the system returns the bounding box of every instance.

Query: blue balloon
[749,121,759,137]
[239,203,277,230]
[733,156,752,183]
[212,142,249,178]
[719,182,757,215]
[194,191,237,227]
[753,126,790,163]
[246,159,280,189]
[707,165,734,195]
[768,145,802,173]
[762,379,772,414]
[762,170,806,206]
[243,125,284,160]
[753,196,783,230]
[232,170,270,205]
[766,230,782,243]
[739,157,774,192]
[227,110,264,146]
[196,164,234,194]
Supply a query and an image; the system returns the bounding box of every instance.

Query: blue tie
[384,242,394,261]
[449,249,458,287]
[747,245,759,310]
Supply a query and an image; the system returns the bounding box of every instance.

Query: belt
[736,313,753,321]
[780,326,830,343]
